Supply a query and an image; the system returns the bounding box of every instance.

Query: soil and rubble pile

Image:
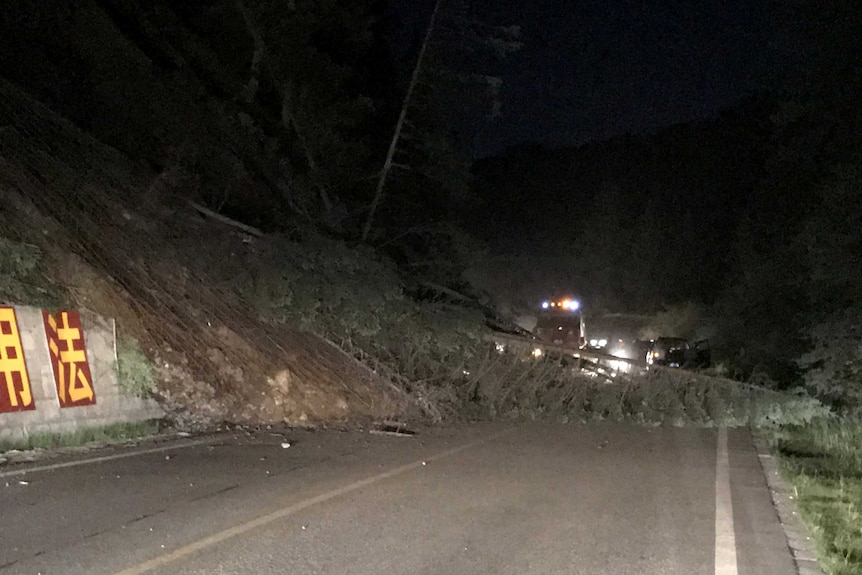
[0,79,405,428]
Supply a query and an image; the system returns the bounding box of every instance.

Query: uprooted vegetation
[230,230,828,426]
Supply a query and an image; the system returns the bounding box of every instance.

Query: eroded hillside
[0,79,405,428]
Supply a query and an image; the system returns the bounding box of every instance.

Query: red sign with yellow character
[43,310,96,408]
[0,307,34,413]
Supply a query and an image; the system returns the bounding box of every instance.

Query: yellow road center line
[0,438,220,479]
[112,429,513,575]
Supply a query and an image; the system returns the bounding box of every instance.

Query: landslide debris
[0,78,405,428]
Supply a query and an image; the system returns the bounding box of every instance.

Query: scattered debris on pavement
[369,421,416,437]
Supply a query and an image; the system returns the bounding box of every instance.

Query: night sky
[394,0,792,156]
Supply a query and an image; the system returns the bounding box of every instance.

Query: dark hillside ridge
[469,95,775,309]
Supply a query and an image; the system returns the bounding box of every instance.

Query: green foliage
[250,231,487,419]
[711,220,810,384]
[254,233,408,337]
[117,339,158,398]
[0,421,161,452]
[800,309,862,410]
[382,223,489,293]
[0,237,62,306]
[0,237,40,277]
[549,368,828,427]
[803,168,862,312]
[794,169,862,408]
[774,415,862,574]
[246,229,832,425]
[407,338,828,425]
[236,0,388,225]
[712,167,862,386]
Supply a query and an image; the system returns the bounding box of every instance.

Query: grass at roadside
[773,415,862,575]
[0,420,162,453]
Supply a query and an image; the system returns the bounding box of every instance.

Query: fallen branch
[187,200,263,237]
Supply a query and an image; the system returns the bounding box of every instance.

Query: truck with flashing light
[533,298,586,349]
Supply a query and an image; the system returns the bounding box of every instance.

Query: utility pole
[361,0,442,242]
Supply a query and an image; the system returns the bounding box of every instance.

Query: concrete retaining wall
[0,305,163,443]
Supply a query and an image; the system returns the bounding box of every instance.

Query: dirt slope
[0,78,404,428]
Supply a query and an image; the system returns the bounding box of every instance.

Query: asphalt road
[0,422,795,575]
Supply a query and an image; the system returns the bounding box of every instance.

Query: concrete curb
[752,433,825,575]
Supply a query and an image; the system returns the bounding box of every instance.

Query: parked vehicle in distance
[687,339,712,369]
[646,337,712,369]
[646,337,689,367]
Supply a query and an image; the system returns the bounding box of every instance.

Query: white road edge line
[0,438,220,479]
[715,427,738,575]
[111,429,513,575]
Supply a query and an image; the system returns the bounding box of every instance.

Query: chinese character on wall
[0,307,34,413]
[43,310,96,407]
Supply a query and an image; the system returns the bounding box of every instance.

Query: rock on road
[0,422,795,575]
